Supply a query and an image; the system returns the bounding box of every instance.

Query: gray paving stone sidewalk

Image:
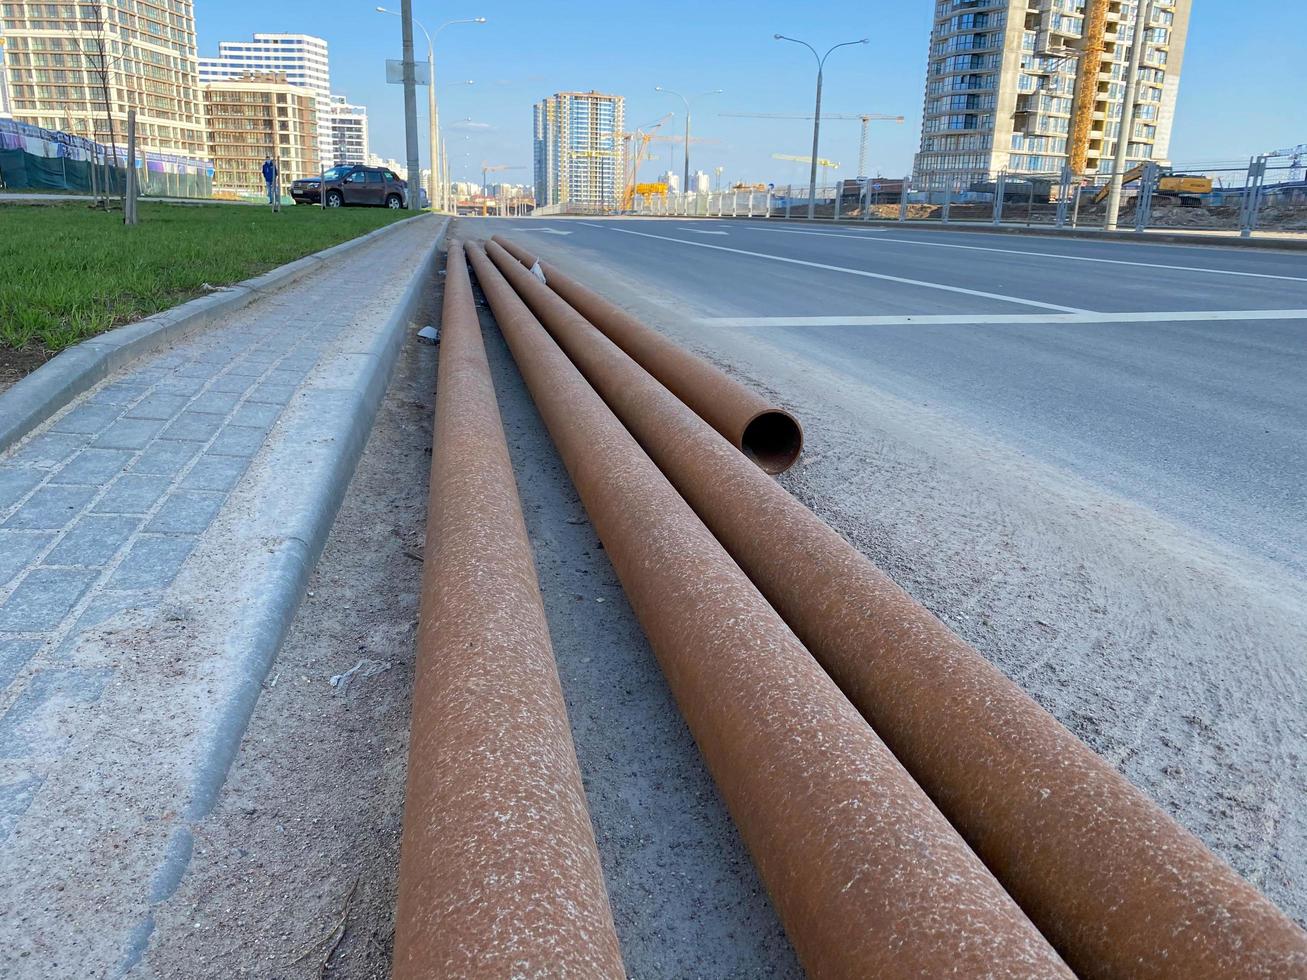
[0,216,436,940]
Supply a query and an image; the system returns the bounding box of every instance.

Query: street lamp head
[859,38,870,44]
[773,34,783,39]
[376,5,390,12]
[474,17,487,23]
[655,85,664,92]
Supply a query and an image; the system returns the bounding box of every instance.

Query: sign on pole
[386,60,430,85]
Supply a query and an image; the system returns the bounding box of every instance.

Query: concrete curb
[660,213,1307,251]
[0,212,430,456]
[116,217,448,975]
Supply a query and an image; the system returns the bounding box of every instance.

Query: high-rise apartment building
[202,74,318,195]
[914,0,1191,192]
[200,34,332,167]
[533,90,625,209]
[327,94,368,167]
[0,0,206,156]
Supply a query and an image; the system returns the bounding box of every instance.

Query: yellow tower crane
[620,112,674,210]
[723,112,903,178]
[1068,0,1110,177]
[772,153,840,170]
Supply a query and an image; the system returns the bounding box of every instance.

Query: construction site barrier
[392,242,624,978]
[485,239,1307,980]
[467,240,1072,979]
[0,119,212,198]
[492,236,802,473]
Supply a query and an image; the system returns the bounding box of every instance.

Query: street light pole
[1103,0,1152,230]
[655,86,722,193]
[378,9,485,212]
[398,0,421,210]
[774,34,868,219]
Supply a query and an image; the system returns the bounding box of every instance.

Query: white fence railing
[631,185,851,219]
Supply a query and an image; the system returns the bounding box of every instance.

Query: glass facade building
[533,90,625,209]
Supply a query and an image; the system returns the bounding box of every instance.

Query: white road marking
[679,226,729,235]
[574,223,1091,314]
[517,228,573,235]
[739,225,1307,284]
[699,309,1307,327]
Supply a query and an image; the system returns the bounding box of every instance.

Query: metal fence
[628,155,1306,240]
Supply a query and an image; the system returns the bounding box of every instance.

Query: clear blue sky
[196,1,1302,185]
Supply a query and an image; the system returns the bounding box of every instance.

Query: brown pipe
[466,241,1072,980]
[393,241,625,979]
[491,234,802,474]
[482,238,1307,979]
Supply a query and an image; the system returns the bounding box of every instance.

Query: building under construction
[533,90,625,210]
[914,0,1191,193]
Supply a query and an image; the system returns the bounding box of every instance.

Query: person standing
[262,155,278,206]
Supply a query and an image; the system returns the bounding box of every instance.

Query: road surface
[465,215,1307,932]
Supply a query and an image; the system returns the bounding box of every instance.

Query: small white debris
[329,658,394,691]
[529,261,547,284]
[417,325,440,345]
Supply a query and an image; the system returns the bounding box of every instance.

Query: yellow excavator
[1093,165,1213,207]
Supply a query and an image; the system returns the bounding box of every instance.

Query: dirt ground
[0,347,48,397]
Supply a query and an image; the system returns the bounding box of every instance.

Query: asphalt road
[461,214,1307,937]
[487,217,1307,577]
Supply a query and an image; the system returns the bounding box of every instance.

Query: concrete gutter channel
[394,227,1307,976]
[0,213,430,456]
[109,215,447,971]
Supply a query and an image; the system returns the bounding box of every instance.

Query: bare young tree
[81,2,131,209]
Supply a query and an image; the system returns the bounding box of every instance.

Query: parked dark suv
[291,165,409,208]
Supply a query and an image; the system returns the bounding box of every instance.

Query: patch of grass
[0,202,415,354]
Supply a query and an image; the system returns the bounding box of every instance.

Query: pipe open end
[741,410,804,474]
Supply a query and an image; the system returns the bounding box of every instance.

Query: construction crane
[722,112,903,178]
[1268,143,1307,180]
[772,153,840,170]
[620,113,674,210]
[480,163,526,216]
[1068,0,1110,176]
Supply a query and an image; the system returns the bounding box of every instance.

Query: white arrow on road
[679,227,729,235]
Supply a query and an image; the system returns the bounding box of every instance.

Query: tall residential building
[533,90,625,209]
[200,34,332,168]
[0,1,206,156]
[914,0,1191,192]
[327,95,368,166]
[202,74,318,195]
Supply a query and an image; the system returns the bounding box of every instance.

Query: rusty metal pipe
[481,238,1307,979]
[393,241,625,979]
[491,235,802,474]
[466,241,1072,979]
